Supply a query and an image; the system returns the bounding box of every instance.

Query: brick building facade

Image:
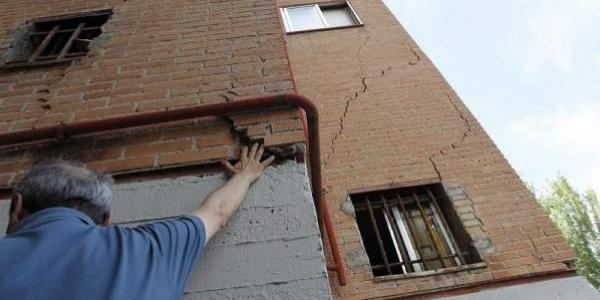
[0,0,597,299]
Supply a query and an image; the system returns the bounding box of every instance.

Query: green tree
[536,176,600,288]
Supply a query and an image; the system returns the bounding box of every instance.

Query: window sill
[285,23,364,35]
[373,262,488,282]
[1,58,77,70]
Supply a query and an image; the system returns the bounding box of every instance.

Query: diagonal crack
[323,36,422,168]
[429,157,443,180]
[444,91,472,147]
[323,37,369,167]
[324,80,365,167]
[428,92,473,179]
[407,46,421,65]
[357,36,370,70]
[324,67,392,167]
[401,39,421,65]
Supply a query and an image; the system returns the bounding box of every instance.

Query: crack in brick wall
[428,92,473,180]
[405,43,421,65]
[323,33,425,169]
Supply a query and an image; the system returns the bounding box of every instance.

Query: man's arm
[193,143,274,242]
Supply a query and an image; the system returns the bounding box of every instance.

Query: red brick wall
[0,0,303,185]
[0,0,576,298]
[277,0,574,298]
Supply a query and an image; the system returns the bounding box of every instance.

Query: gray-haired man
[0,143,273,300]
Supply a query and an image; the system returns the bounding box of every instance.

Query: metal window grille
[351,184,480,277]
[6,10,112,68]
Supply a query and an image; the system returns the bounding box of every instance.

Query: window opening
[281,1,361,33]
[351,183,482,277]
[3,10,112,68]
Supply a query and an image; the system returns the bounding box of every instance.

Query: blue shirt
[0,207,205,300]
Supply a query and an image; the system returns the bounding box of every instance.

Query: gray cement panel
[111,162,314,223]
[121,204,320,247]
[0,201,8,235]
[183,277,331,300]
[441,276,598,300]
[114,160,329,298]
[187,235,326,291]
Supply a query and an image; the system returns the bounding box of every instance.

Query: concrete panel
[113,160,329,297]
[183,277,330,300]
[111,160,314,223]
[123,204,320,247]
[0,201,9,235]
[441,276,598,300]
[187,235,326,291]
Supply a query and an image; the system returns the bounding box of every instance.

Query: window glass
[321,6,356,27]
[286,6,323,31]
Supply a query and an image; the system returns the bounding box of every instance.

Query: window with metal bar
[280,1,362,33]
[3,10,112,68]
[351,183,482,277]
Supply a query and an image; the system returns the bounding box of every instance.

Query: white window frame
[280,1,363,33]
[383,210,407,273]
[390,207,424,272]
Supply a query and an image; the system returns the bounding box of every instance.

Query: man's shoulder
[101,215,205,246]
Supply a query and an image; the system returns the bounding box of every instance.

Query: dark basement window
[3,10,112,68]
[351,183,482,277]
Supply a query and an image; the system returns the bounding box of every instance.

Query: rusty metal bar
[395,192,425,270]
[427,189,466,265]
[29,25,59,63]
[412,191,452,268]
[365,196,392,275]
[381,195,412,273]
[58,23,85,60]
[31,26,102,35]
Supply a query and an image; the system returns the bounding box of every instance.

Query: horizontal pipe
[0,95,314,146]
[0,93,347,286]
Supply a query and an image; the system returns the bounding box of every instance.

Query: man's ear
[6,193,24,234]
[102,212,111,226]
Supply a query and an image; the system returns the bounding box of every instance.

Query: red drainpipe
[0,93,347,286]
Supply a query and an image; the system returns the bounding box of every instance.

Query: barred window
[351,183,482,277]
[3,10,112,68]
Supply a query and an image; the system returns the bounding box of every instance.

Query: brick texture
[0,0,304,185]
[277,0,574,298]
[0,0,575,298]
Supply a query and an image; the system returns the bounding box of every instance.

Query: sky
[382,0,600,194]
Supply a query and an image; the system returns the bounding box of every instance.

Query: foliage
[537,176,600,289]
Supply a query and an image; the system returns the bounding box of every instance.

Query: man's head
[7,160,114,234]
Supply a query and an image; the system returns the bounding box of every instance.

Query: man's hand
[221,143,275,184]
[195,143,275,243]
